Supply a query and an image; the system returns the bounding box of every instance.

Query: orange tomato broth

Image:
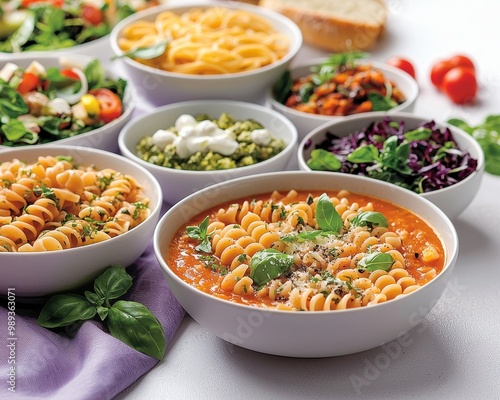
[166,190,445,308]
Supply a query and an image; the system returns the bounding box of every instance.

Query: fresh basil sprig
[316,193,343,233]
[250,249,294,286]
[37,266,166,360]
[186,216,213,253]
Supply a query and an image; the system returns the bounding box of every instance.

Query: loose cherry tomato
[82,4,104,26]
[60,68,80,81]
[441,67,477,104]
[430,60,453,88]
[88,88,122,123]
[448,54,475,72]
[17,72,41,94]
[386,57,416,79]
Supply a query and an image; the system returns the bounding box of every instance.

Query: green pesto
[135,113,286,171]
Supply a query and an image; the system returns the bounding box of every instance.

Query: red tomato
[441,67,477,104]
[21,0,63,7]
[386,57,416,79]
[430,60,453,89]
[60,68,80,81]
[88,88,123,123]
[17,73,41,94]
[448,54,475,72]
[82,4,104,26]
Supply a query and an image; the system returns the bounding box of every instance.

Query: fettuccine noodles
[118,7,290,74]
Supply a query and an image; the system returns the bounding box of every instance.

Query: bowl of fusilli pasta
[153,170,459,357]
[0,145,162,297]
[109,1,303,105]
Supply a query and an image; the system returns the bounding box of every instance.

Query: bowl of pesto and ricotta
[118,100,298,204]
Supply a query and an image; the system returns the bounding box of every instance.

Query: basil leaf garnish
[113,39,169,60]
[350,211,388,229]
[250,249,293,286]
[358,252,394,272]
[107,301,166,360]
[38,294,96,329]
[316,193,342,233]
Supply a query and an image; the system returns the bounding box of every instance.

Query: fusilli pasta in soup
[0,156,150,252]
[167,189,445,311]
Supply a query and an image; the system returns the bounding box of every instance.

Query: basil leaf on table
[37,266,167,360]
[94,265,133,300]
[38,294,97,329]
[107,301,166,360]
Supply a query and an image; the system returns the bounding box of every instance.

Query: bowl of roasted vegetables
[267,54,419,138]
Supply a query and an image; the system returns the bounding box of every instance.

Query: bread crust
[259,0,387,51]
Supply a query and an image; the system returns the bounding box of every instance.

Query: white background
[116,0,500,399]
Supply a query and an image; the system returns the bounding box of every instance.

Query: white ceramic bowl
[0,53,135,153]
[297,112,485,219]
[118,99,298,204]
[109,1,302,105]
[267,59,419,139]
[154,171,459,357]
[0,145,162,297]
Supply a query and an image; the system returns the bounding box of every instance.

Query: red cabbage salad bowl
[298,112,485,219]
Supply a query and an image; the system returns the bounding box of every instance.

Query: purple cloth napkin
[0,241,186,399]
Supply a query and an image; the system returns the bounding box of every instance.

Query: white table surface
[115,0,500,399]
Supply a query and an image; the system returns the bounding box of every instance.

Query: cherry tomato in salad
[88,88,122,123]
[21,0,63,7]
[17,72,41,95]
[82,4,104,26]
[386,57,416,79]
[441,67,477,104]
[60,68,80,81]
[448,54,475,72]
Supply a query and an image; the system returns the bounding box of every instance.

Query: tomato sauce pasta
[168,190,445,311]
[118,7,290,74]
[0,156,150,252]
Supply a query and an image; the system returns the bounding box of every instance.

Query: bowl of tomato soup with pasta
[109,1,302,105]
[154,171,458,357]
[0,145,162,297]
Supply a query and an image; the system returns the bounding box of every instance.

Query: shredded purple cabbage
[308,117,478,193]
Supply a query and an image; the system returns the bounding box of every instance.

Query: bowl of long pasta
[154,171,459,357]
[109,1,303,104]
[0,145,162,297]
